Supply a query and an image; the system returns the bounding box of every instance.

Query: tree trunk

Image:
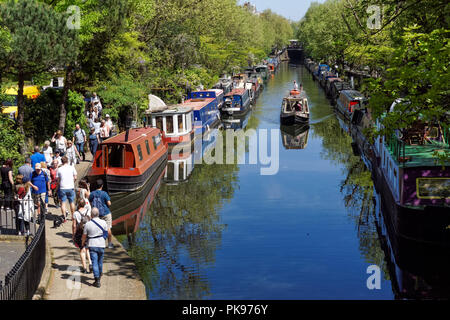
[58,65,73,134]
[17,71,27,154]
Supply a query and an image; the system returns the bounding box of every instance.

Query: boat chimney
[125,115,133,142]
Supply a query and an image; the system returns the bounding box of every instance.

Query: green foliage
[23,88,86,144]
[0,115,24,167]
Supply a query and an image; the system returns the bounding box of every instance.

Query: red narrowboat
[87,127,168,193]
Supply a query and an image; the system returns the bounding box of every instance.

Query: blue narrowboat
[221,88,251,116]
[184,91,221,135]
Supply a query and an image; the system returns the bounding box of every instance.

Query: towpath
[39,153,146,300]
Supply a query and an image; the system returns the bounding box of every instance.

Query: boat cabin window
[153,134,162,150]
[145,140,151,155]
[186,113,192,131]
[166,115,174,134]
[108,144,125,168]
[155,116,163,131]
[178,114,183,132]
[137,144,143,161]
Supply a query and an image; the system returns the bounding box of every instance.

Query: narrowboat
[330,81,352,105]
[280,90,309,125]
[313,64,330,81]
[145,105,194,150]
[255,65,269,81]
[213,76,233,95]
[183,91,221,135]
[87,127,168,193]
[221,88,251,116]
[110,159,165,235]
[232,73,247,89]
[335,89,367,121]
[280,124,309,150]
[325,77,342,98]
[188,89,224,109]
[370,100,450,245]
[319,71,337,88]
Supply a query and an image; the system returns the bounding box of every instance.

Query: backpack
[91,192,106,217]
[76,209,90,232]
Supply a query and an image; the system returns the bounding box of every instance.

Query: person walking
[89,127,101,160]
[51,130,67,156]
[73,124,87,162]
[18,158,33,183]
[42,141,54,166]
[31,146,46,170]
[89,179,114,248]
[49,159,60,208]
[72,199,92,274]
[88,113,95,129]
[29,162,50,220]
[105,114,114,137]
[293,80,298,91]
[1,159,14,210]
[99,120,110,143]
[81,207,110,288]
[77,179,91,216]
[52,150,62,166]
[40,162,51,211]
[14,175,33,236]
[66,141,81,167]
[57,156,77,220]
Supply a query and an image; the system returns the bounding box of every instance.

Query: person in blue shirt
[29,163,50,220]
[89,179,113,248]
[31,146,46,170]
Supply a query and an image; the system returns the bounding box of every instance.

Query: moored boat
[335,89,367,120]
[280,89,309,125]
[145,105,194,150]
[87,127,168,193]
[221,88,251,116]
[184,91,221,135]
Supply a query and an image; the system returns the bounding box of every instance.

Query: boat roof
[145,105,192,115]
[102,127,160,145]
[183,97,216,110]
[225,88,246,96]
[341,90,365,100]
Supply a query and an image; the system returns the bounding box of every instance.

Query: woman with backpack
[72,199,92,274]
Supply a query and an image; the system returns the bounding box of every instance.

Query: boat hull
[88,150,168,193]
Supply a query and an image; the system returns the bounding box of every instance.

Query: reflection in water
[112,63,449,299]
[119,126,240,299]
[329,105,450,299]
[280,124,309,150]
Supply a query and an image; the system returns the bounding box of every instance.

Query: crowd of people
[1,92,116,288]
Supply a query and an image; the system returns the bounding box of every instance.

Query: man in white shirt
[82,208,110,288]
[57,156,77,220]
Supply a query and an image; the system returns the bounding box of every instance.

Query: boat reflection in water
[373,186,450,299]
[221,112,251,131]
[280,124,309,150]
[334,108,450,299]
[164,143,194,185]
[110,159,166,236]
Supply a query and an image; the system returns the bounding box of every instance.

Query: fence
[0,196,46,300]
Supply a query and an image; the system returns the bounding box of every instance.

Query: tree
[0,0,78,152]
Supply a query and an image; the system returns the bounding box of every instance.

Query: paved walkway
[43,153,146,300]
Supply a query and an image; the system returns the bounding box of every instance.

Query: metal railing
[385,133,406,163]
[0,196,46,300]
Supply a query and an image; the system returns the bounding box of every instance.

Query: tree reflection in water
[123,128,239,299]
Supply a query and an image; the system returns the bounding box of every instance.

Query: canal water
[115,63,450,299]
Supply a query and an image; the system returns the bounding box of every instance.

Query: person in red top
[49,159,60,208]
[14,175,33,236]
